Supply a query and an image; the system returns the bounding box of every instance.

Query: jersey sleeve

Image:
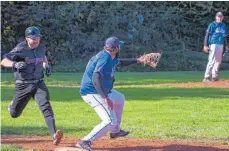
[3,47,21,61]
[94,57,108,77]
[206,23,213,34]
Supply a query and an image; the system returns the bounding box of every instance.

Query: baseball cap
[25,26,41,38]
[216,12,223,17]
[105,36,124,48]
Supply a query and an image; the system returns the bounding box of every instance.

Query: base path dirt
[2,135,229,151]
[172,80,229,88]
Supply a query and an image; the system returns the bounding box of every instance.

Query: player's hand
[104,97,113,110]
[223,46,229,56]
[137,56,144,63]
[13,61,27,69]
[203,46,209,53]
[45,66,52,77]
[225,46,229,50]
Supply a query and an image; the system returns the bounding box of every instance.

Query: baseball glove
[141,52,162,68]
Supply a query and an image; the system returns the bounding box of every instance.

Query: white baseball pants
[81,89,125,141]
[204,44,224,79]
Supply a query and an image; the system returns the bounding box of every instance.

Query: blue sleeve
[94,57,108,77]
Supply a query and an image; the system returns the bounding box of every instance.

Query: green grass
[2,71,229,86]
[1,144,25,151]
[1,71,229,140]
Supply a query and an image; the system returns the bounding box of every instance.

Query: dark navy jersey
[207,21,227,45]
[80,50,120,96]
[3,41,46,81]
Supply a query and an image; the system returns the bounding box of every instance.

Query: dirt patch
[2,135,229,151]
[172,80,229,88]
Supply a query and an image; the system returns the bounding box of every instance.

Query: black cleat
[110,129,129,139]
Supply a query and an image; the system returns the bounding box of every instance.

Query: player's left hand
[104,97,113,110]
[137,56,144,63]
[45,66,52,77]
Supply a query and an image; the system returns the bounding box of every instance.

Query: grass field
[1,71,229,142]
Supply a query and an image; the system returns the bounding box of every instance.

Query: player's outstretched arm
[118,58,141,66]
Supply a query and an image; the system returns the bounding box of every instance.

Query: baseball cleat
[203,77,211,82]
[75,140,93,151]
[212,77,219,81]
[53,129,63,145]
[110,129,129,139]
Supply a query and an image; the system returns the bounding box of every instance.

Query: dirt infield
[2,135,229,151]
[172,80,229,88]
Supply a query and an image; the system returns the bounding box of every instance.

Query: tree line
[1,1,229,72]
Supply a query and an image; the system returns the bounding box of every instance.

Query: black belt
[15,79,43,84]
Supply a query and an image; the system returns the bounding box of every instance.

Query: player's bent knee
[120,95,125,104]
[110,119,118,127]
[103,118,118,128]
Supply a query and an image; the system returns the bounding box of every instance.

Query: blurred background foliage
[1,1,229,72]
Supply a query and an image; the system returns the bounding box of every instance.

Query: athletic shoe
[212,77,219,81]
[110,129,129,139]
[203,77,211,82]
[75,140,93,151]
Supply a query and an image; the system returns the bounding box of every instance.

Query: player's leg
[9,83,33,118]
[76,94,117,150]
[34,80,63,145]
[212,44,223,81]
[108,89,129,138]
[203,44,216,82]
[108,89,125,132]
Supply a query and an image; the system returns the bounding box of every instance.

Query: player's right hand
[203,46,209,53]
[104,97,113,110]
[45,66,52,77]
[13,61,27,69]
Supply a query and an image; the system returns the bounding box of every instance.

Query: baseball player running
[76,36,144,151]
[203,11,228,82]
[1,26,63,145]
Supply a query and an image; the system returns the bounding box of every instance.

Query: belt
[15,79,43,84]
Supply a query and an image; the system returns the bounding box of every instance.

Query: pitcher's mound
[172,80,229,88]
[54,147,83,151]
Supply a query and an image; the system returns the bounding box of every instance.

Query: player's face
[26,37,40,48]
[215,15,224,23]
[115,46,120,58]
[115,46,120,54]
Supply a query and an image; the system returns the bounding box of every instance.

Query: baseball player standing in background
[203,11,228,82]
[76,36,144,151]
[1,26,63,145]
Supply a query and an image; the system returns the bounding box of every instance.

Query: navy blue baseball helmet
[216,11,223,17]
[25,26,41,38]
[105,36,124,48]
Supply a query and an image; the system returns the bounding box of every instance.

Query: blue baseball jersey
[80,50,119,96]
[207,21,227,45]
